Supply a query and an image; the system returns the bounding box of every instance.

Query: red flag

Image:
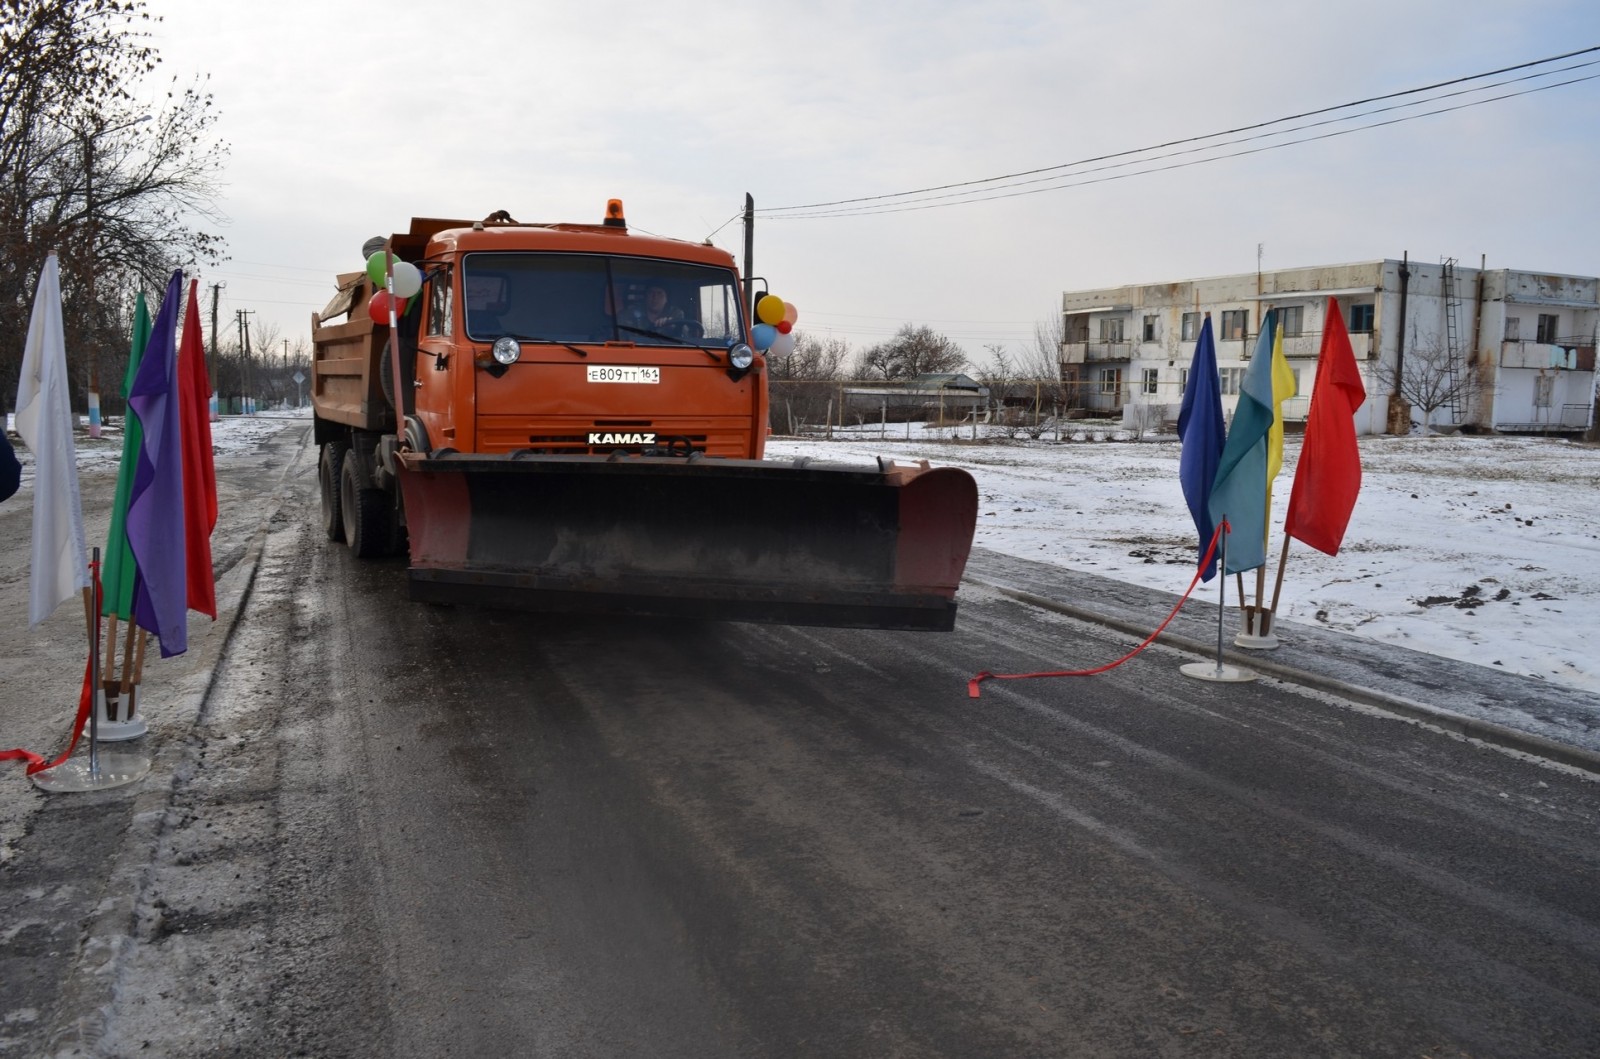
[1285,297,1366,555]
[178,279,218,618]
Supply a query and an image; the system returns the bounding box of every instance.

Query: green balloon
[365,249,391,287]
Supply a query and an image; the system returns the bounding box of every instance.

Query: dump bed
[311,271,393,432]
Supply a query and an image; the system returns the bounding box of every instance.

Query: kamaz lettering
[588,431,656,446]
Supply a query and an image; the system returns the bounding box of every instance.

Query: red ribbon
[2,563,102,775]
[968,521,1227,698]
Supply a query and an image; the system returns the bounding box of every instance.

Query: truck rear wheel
[340,454,392,559]
[319,442,348,542]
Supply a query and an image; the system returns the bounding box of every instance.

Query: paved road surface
[4,419,1598,1057]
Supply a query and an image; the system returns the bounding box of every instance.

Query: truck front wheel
[340,454,392,559]
[319,442,348,542]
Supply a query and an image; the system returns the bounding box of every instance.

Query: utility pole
[208,282,224,420]
[67,113,150,438]
[236,309,255,415]
[82,129,100,439]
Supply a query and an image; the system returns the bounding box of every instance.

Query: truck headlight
[728,343,755,370]
[491,336,521,365]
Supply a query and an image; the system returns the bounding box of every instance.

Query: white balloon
[390,260,423,299]
[770,331,796,357]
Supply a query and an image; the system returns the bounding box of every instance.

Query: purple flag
[1177,315,1225,581]
[127,270,187,657]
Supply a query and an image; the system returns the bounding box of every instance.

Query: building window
[1278,305,1303,337]
[1537,314,1560,344]
[1099,368,1122,395]
[1100,317,1125,343]
[1219,367,1245,395]
[1178,368,1189,395]
[1141,368,1159,395]
[1220,309,1248,341]
[1142,315,1159,342]
[1181,312,1199,342]
[1535,374,1554,407]
[1504,317,1521,341]
[1349,303,1375,333]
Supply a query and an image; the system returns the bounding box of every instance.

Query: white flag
[14,254,89,626]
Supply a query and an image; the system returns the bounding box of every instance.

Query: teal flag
[1208,309,1279,574]
[103,291,152,619]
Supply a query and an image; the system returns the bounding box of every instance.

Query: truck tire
[340,454,392,559]
[319,442,348,542]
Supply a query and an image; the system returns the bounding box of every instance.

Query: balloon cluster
[750,293,799,357]
[362,246,423,325]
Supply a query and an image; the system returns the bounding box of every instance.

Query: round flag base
[1179,661,1257,683]
[1233,605,1279,650]
[94,688,148,741]
[95,717,149,741]
[1233,631,1280,651]
[31,752,151,793]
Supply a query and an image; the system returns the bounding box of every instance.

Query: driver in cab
[620,285,684,341]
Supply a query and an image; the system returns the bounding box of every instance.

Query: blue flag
[1177,315,1224,580]
[1209,309,1279,574]
[127,271,187,657]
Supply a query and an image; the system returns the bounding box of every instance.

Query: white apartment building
[1059,260,1600,436]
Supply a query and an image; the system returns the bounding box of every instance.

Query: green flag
[103,291,151,619]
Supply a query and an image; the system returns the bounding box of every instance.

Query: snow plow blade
[395,452,978,630]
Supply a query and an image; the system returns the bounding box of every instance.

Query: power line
[772,72,1600,220]
[760,45,1600,219]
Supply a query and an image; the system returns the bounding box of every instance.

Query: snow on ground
[11,410,1599,697]
[768,422,1600,698]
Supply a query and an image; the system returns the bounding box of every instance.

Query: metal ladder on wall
[1440,258,1465,422]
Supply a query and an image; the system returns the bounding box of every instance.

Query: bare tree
[1025,313,1064,380]
[854,323,966,380]
[770,331,850,381]
[766,331,852,436]
[0,0,228,414]
[1396,339,1482,433]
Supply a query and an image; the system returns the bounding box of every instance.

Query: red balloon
[776,319,793,334]
[368,290,394,323]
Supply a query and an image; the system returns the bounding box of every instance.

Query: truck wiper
[617,325,725,361]
[516,335,589,358]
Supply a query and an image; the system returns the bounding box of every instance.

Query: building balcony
[1060,341,1133,363]
[1500,340,1597,371]
[1247,331,1374,359]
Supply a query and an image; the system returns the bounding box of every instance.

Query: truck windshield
[462,253,744,348]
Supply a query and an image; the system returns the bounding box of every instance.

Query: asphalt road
[5,419,1600,1058]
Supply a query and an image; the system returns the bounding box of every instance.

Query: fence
[770,378,1139,440]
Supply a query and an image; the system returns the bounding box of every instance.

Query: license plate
[587,365,660,384]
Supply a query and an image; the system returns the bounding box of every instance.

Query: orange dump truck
[310,204,978,630]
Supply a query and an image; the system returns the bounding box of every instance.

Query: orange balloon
[782,301,798,325]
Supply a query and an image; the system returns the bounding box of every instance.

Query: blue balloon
[752,323,777,350]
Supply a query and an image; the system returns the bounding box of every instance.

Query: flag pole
[31,553,150,792]
[103,612,120,693]
[1269,534,1293,614]
[85,553,101,774]
[1215,521,1229,665]
[119,618,138,695]
[1180,521,1256,684]
[96,607,148,740]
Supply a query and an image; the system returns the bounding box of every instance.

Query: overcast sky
[137,0,1600,365]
